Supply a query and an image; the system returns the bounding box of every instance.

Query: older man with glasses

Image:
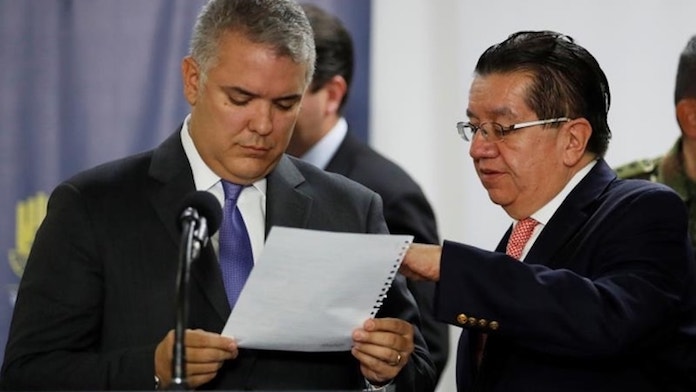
[399,30,696,392]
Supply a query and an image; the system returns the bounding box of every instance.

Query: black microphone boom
[171,191,222,390]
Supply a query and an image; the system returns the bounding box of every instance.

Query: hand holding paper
[221,226,413,352]
[352,317,414,384]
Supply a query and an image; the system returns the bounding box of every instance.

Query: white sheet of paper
[221,226,413,352]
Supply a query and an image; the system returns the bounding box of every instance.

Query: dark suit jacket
[435,160,696,392]
[325,132,450,380]
[1,131,436,391]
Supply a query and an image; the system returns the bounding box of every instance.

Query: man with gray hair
[0,1,436,390]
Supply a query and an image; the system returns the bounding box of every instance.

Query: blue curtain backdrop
[0,0,370,366]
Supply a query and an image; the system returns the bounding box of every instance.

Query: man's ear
[323,75,348,116]
[677,99,696,138]
[182,56,201,105]
[562,118,592,166]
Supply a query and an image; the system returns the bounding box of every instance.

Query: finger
[185,329,236,350]
[353,341,405,366]
[180,335,234,389]
[185,332,238,364]
[351,346,401,384]
[185,372,220,389]
[354,330,403,356]
[356,319,413,356]
[391,352,403,367]
[185,360,224,377]
[365,318,414,337]
[398,265,424,281]
[186,345,237,364]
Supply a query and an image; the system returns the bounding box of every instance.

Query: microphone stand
[171,209,209,390]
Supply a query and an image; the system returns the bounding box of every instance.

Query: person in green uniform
[615,35,696,250]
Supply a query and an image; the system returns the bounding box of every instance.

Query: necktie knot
[222,180,243,202]
[506,217,538,260]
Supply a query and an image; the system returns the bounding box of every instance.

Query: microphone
[172,191,222,390]
[177,191,222,260]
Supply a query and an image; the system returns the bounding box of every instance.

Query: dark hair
[675,35,696,104]
[475,30,611,157]
[300,3,354,111]
[190,0,315,84]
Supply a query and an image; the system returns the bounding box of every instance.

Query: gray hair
[189,0,316,84]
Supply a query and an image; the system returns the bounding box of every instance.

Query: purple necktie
[219,181,254,310]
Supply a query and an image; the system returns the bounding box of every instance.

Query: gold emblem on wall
[8,192,48,278]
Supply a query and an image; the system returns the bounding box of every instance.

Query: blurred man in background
[615,35,696,252]
[288,3,450,384]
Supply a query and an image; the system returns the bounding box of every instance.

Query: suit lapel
[147,129,230,323]
[525,159,616,268]
[147,131,195,246]
[324,132,359,176]
[265,155,312,235]
[193,245,230,322]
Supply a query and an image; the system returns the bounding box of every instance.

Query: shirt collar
[300,117,348,169]
[180,114,267,196]
[528,159,598,226]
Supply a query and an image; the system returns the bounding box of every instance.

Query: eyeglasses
[456,117,570,142]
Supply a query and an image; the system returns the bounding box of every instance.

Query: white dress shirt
[180,114,266,264]
[300,117,348,169]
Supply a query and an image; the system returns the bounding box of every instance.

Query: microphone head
[177,191,223,236]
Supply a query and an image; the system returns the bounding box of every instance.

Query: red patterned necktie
[505,217,539,260]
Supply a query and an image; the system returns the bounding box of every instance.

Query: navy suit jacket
[1,130,436,391]
[436,160,696,391]
[325,132,450,380]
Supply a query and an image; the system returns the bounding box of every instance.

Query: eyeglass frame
[456,117,571,142]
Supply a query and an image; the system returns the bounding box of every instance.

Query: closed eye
[229,96,251,106]
[273,97,301,111]
[225,88,254,106]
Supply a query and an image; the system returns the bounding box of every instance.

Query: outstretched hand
[399,243,442,282]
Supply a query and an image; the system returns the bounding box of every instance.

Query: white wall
[370,1,696,391]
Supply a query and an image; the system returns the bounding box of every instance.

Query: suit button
[489,321,500,331]
[478,319,488,328]
[456,314,468,325]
